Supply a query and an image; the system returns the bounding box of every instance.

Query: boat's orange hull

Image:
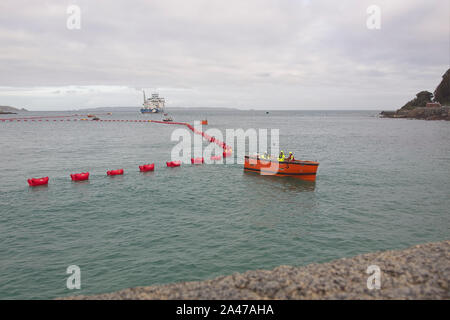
[244,156,319,181]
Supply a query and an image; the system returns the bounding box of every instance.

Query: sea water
[0,109,449,299]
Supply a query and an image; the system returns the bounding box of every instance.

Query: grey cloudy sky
[0,0,448,110]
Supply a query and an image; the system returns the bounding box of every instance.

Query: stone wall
[61,240,450,300]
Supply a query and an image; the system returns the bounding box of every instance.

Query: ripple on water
[0,110,449,299]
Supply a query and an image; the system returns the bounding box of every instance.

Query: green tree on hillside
[400,91,433,110]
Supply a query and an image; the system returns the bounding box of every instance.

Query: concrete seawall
[62,240,449,300]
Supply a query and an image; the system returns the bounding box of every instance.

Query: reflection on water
[243,171,316,192]
[106,175,125,181]
[242,171,318,240]
[28,185,49,192]
[70,180,91,194]
[71,180,90,185]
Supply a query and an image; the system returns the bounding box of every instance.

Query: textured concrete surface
[62,240,449,300]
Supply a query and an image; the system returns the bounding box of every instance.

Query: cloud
[0,0,448,110]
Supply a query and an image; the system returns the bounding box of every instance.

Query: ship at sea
[140,91,165,113]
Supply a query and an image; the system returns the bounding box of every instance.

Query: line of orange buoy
[0,113,113,121]
[15,117,233,186]
[4,117,233,154]
[1,118,152,122]
[29,165,149,186]
[27,156,211,186]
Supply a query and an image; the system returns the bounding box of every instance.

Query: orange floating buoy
[28,177,49,187]
[166,161,181,167]
[172,160,181,166]
[107,169,124,176]
[223,150,232,158]
[139,163,155,172]
[191,157,204,164]
[70,172,89,181]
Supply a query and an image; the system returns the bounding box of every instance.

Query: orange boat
[244,155,319,181]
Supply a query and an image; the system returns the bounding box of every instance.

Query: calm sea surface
[0,109,449,299]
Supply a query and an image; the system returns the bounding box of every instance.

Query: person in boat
[287,152,294,161]
[278,151,285,162]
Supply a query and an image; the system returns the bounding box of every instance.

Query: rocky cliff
[434,69,450,105]
[380,106,450,120]
[381,68,450,120]
[399,91,433,111]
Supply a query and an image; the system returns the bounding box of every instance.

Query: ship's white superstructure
[141,91,165,113]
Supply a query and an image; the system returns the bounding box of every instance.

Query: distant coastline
[71,106,242,112]
[0,105,28,114]
[380,68,450,121]
[380,106,450,121]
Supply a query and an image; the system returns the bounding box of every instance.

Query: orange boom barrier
[139,164,155,172]
[70,172,89,181]
[107,169,124,176]
[191,157,204,164]
[27,177,49,186]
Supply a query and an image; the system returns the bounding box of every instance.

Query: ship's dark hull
[140,108,161,113]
